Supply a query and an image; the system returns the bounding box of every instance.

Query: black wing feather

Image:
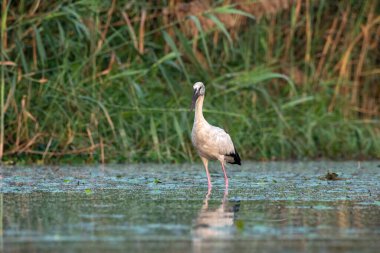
[225,149,241,165]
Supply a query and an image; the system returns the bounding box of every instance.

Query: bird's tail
[226,149,241,165]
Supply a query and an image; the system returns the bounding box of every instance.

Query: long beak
[190,89,199,111]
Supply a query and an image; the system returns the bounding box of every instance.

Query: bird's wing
[209,126,235,155]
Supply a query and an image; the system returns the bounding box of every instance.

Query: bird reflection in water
[192,189,240,251]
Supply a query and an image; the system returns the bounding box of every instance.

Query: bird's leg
[207,186,212,196]
[204,187,212,209]
[221,161,229,189]
[201,157,212,189]
[222,186,228,208]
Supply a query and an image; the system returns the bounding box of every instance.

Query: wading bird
[190,82,241,190]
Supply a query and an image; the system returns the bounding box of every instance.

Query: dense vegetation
[1,0,379,164]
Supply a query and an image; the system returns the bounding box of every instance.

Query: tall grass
[0,0,379,164]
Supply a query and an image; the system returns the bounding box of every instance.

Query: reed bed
[0,0,379,164]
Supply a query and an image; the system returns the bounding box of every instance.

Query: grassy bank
[1,0,379,164]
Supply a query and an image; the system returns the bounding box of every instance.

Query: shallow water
[1,161,380,253]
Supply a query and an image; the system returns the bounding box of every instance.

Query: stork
[190,82,241,190]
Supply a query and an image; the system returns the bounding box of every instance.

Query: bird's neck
[194,95,206,124]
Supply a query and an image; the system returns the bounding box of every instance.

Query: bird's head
[190,82,205,111]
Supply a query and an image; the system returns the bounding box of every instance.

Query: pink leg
[221,161,229,189]
[201,157,212,189]
[205,188,211,207]
[222,187,228,206]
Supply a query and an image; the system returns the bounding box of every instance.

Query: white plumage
[192,123,235,160]
[191,82,241,189]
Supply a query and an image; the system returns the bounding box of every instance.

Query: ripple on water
[1,161,380,253]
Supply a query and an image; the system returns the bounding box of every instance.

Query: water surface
[1,162,380,252]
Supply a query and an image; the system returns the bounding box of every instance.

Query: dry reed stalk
[304,0,311,64]
[267,17,276,62]
[329,10,380,114]
[238,0,296,20]
[354,103,378,117]
[328,7,349,74]
[314,17,338,82]
[42,137,53,161]
[162,7,173,53]
[2,62,17,116]
[0,61,15,66]
[86,127,96,161]
[97,0,116,52]
[122,11,138,51]
[370,25,380,49]
[352,24,370,107]
[164,0,178,53]
[328,41,356,113]
[352,1,376,108]
[11,133,44,154]
[0,0,6,160]
[284,0,302,58]
[64,124,74,148]
[29,0,41,16]
[139,9,147,54]
[328,8,355,113]
[15,103,21,149]
[97,51,116,77]
[17,95,40,151]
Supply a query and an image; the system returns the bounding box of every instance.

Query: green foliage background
[1,0,379,164]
